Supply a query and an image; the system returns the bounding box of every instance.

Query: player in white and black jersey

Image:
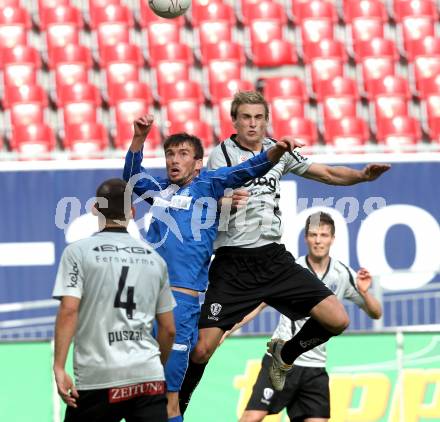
[235,212,382,422]
[179,91,389,412]
[52,178,176,422]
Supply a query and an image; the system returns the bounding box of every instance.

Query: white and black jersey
[207,135,311,249]
[271,255,365,367]
[52,228,176,390]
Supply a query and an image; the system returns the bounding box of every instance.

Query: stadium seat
[0,0,20,6]
[424,94,440,127]
[295,0,337,24]
[197,19,232,55]
[55,62,89,98]
[394,0,438,20]
[427,117,440,142]
[270,97,305,123]
[155,61,190,96]
[191,1,235,26]
[413,55,440,94]
[349,17,385,53]
[89,4,134,29]
[315,76,358,101]
[0,22,26,49]
[303,38,346,64]
[88,0,121,26]
[64,123,109,155]
[248,19,283,46]
[344,0,387,22]
[159,80,204,104]
[272,117,318,146]
[400,16,435,54]
[9,102,45,127]
[418,73,440,98]
[45,23,80,56]
[97,22,130,51]
[241,1,287,25]
[10,123,56,155]
[210,79,254,104]
[376,116,421,149]
[148,42,193,66]
[200,41,245,66]
[309,57,345,96]
[406,35,440,62]
[165,99,202,125]
[139,0,185,27]
[166,120,214,148]
[373,96,409,128]
[3,84,47,110]
[105,62,140,99]
[206,59,242,92]
[263,77,307,101]
[57,82,101,106]
[325,116,369,148]
[39,5,83,30]
[114,121,161,151]
[300,19,334,49]
[1,45,41,70]
[48,44,93,70]
[320,95,358,125]
[38,0,70,12]
[107,81,152,106]
[146,21,181,49]
[216,97,235,140]
[0,6,31,28]
[251,40,297,67]
[114,98,151,126]
[3,61,37,88]
[355,37,398,62]
[366,75,411,100]
[100,42,143,67]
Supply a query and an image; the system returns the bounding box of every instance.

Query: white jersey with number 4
[52,229,176,390]
[271,255,365,367]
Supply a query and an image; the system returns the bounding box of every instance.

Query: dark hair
[305,212,335,236]
[95,178,131,220]
[163,133,204,160]
[230,91,269,120]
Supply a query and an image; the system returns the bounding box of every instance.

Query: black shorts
[64,381,168,422]
[199,243,333,330]
[246,354,330,420]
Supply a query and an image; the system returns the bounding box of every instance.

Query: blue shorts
[163,290,200,392]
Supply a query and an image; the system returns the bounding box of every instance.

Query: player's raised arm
[303,162,391,186]
[356,268,383,319]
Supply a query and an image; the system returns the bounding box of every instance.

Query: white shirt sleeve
[207,145,228,170]
[156,263,177,314]
[52,243,84,300]
[343,266,365,307]
[283,149,312,175]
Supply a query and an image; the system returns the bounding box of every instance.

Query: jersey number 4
[114,266,137,319]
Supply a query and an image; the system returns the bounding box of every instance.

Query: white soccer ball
[148,0,191,19]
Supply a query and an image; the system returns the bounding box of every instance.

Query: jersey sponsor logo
[108,381,165,403]
[300,337,324,349]
[93,245,152,254]
[108,330,144,346]
[208,303,222,321]
[170,195,192,210]
[67,262,79,288]
[263,387,274,401]
[243,176,277,192]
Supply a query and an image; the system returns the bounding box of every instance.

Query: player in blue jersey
[123,114,304,422]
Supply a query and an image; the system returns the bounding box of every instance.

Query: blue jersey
[123,148,274,291]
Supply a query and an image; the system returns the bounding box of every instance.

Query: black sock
[280,318,337,365]
[179,359,208,415]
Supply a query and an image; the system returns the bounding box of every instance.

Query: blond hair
[230,91,269,120]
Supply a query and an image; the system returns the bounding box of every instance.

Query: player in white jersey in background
[227,212,382,422]
[179,91,389,413]
[52,178,176,422]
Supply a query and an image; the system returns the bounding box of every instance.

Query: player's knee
[191,341,215,364]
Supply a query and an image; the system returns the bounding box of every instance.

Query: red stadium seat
[0,23,26,49]
[1,45,41,69]
[413,55,440,94]
[55,63,89,96]
[38,0,70,12]
[272,117,318,146]
[165,100,202,125]
[270,97,305,123]
[88,0,121,25]
[248,19,283,46]
[263,77,307,101]
[0,6,31,28]
[241,1,287,25]
[295,0,337,24]
[309,57,344,95]
[106,80,151,106]
[374,96,409,125]
[320,95,357,125]
[355,37,398,61]
[0,0,20,6]
[148,42,193,66]
[300,19,334,49]
[166,120,214,148]
[139,0,185,27]
[344,0,387,22]
[315,76,358,101]
[394,0,438,20]
[10,123,56,155]
[114,121,161,151]
[406,36,440,62]
[366,75,411,100]
[58,82,101,107]
[45,23,80,55]
[89,4,134,29]
[97,22,130,51]
[427,117,440,142]
[3,62,37,87]
[146,21,180,49]
[251,40,297,67]
[155,61,190,96]
[191,1,235,26]
[114,98,151,126]
[159,80,203,103]
[303,39,346,64]
[200,41,245,66]
[325,116,369,148]
[100,43,143,67]
[216,97,235,140]
[198,20,232,55]
[39,5,83,30]
[376,116,421,150]
[424,94,440,126]
[400,16,435,54]
[105,62,140,98]
[9,102,45,127]
[49,44,92,69]
[206,59,242,91]
[418,74,440,98]
[64,123,108,154]
[350,17,384,51]
[210,79,254,104]
[3,84,47,109]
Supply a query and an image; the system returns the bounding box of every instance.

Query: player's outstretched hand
[54,367,79,408]
[130,114,154,152]
[356,268,372,294]
[361,163,391,181]
[268,137,305,163]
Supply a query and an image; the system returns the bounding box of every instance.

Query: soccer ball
[148,0,191,19]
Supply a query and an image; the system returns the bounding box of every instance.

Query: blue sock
[169,417,183,422]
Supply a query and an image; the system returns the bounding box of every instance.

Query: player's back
[53,228,171,390]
